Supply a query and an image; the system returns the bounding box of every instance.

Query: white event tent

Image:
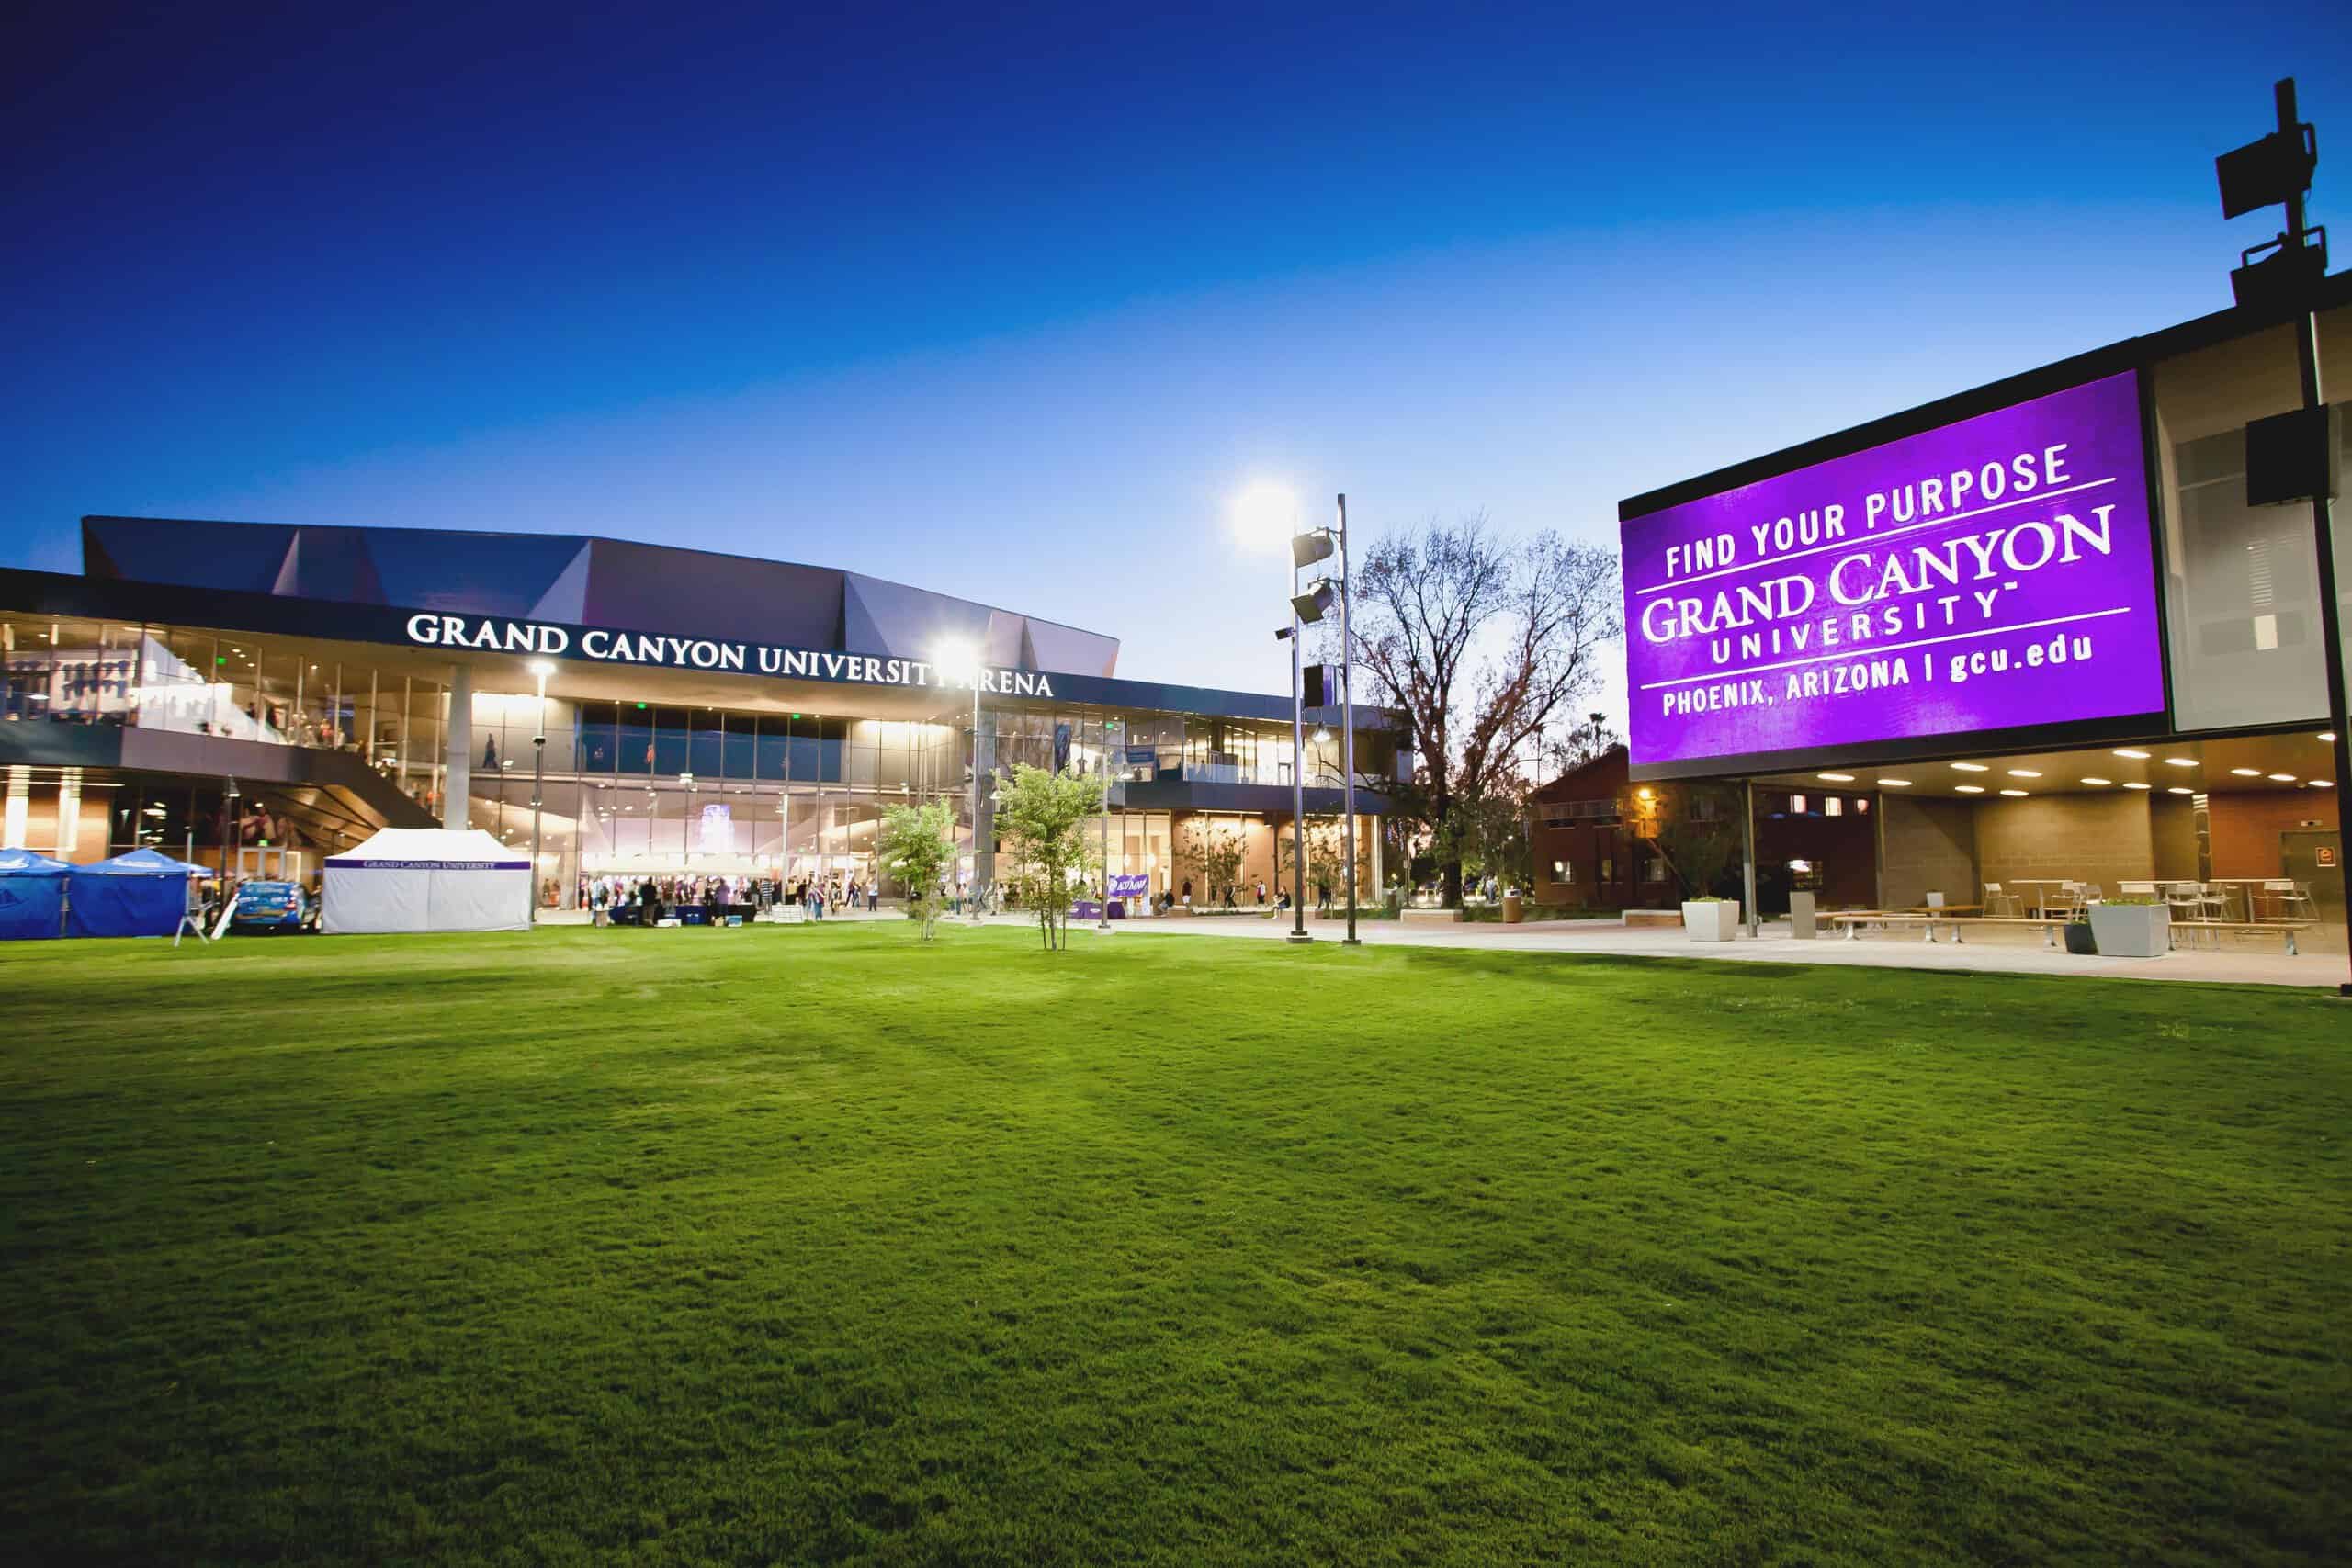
[322,829,531,934]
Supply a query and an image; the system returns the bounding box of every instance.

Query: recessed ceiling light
[1877,777,1912,786]
[2113,749,2151,760]
[2081,776,2112,785]
[1955,784,1985,794]
[2268,772,2297,782]
[2321,733,2338,743]
[2312,779,2335,788]
[2230,767,2264,776]
[2167,786,2193,795]
[1817,772,1854,782]
[1951,761,1989,773]
[1998,788,2028,797]
[2122,782,2152,790]
[2007,769,2041,778]
[2164,757,2197,768]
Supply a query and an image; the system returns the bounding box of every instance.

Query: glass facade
[2,613,451,818]
[3,609,1400,904]
[2150,304,2352,734]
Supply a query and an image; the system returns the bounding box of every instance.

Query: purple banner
[1622,370,2164,769]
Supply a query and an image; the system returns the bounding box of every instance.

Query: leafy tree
[1179,817,1246,909]
[1435,781,1534,896]
[1623,781,1746,900]
[995,763,1106,951]
[1353,515,1620,907]
[877,800,957,941]
[1273,814,1351,910]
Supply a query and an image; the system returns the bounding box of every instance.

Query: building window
[1788,793,1808,814]
[1552,859,1570,883]
[1600,857,1616,881]
[1826,796,1843,817]
[1644,857,1667,883]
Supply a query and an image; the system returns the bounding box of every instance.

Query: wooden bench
[2167,919,2318,956]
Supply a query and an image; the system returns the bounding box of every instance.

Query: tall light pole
[1235,483,1314,944]
[1333,494,1359,946]
[2216,78,2348,992]
[1098,717,1122,931]
[1287,507,1355,944]
[1277,625,1309,942]
[527,659,555,925]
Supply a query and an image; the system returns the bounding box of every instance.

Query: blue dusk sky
[4,2,2346,720]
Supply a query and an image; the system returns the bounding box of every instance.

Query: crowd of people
[581,871,882,924]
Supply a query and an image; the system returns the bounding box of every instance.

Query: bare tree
[1542,710,1622,780]
[1354,515,1620,906]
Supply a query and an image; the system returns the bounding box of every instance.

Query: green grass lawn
[2,926,2346,1566]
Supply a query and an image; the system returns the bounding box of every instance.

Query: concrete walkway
[1078,909,2346,990]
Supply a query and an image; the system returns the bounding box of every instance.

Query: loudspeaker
[2246,405,2340,507]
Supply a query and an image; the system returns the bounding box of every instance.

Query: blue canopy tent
[67,848,203,939]
[0,847,71,941]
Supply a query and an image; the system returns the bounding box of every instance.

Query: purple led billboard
[1621,370,2165,770]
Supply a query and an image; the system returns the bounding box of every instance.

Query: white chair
[2163,883,2207,946]
[2040,882,2082,919]
[1984,882,2021,918]
[2257,878,2296,921]
[1925,890,1946,909]
[2119,880,2159,897]
[2195,883,2231,922]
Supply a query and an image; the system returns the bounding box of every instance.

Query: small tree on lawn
[1180,817,1246,908]
[1434,780,1534,897]
[995,763,1106,951]
[878,800,957,941]
[1625,781,1746,899]
[1273,814,1349,909]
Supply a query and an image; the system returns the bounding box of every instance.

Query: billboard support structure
[2228,77,2351,994]
[1740,781,1758,938]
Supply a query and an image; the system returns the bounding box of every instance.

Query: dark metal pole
[1338,493,1360,946]
[1741,779,1758,938]
[2272,80,2352,994]
[1287,615,1310,943]
[529,670,548,926]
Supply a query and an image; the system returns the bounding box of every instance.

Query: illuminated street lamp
[1238,483,1312,945]
[933,637,987,920]
[527,659,556,925]
[1288,495,1362,946]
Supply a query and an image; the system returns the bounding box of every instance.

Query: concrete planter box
[2087,903,2170,958]
[1682,899,1739,942]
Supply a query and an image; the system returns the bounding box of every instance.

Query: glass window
[756,716,790,781]
[2152,312,2348,733]
[578,702,618,773]
[723,714,756,780]
[690,708,724,780]
[618,702,653,774]
[819,717,845,783]
[653,707,690,778]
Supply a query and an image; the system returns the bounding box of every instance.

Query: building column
[973,705,996,894]
[1368,814,1385,907]
[444,664,472,830]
